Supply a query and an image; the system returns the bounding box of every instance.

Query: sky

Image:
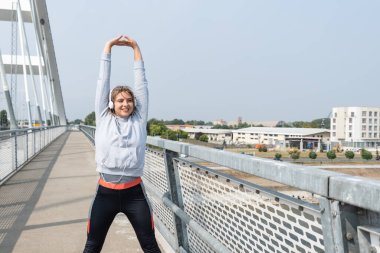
[2,0,380,123]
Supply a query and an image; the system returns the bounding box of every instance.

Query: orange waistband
[98,177,142,190]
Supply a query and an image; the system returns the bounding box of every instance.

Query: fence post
[13,132,17,171]
[26,131,28,160]
[39,129,41,150]
[320,197,360,253]
[33,130,36,155]
[164,149,189,252]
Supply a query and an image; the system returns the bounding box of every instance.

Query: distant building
[232,127,330,150]
[182,128,233,144]
[165,124,193,131]
[193,125,213,129]
[247,121,279,127]
[331,106,380,150]
[213,119,227,126]
[166,124,213,131]
[227,120,279,127]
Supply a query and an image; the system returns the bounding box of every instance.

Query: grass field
[224,148,380,165]
[181,138,380,165]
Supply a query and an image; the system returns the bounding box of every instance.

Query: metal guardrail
[0,126,67,185]
[79,125,95,145]
[79,126,380,253]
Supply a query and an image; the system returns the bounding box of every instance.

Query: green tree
[276,118,330,129]
[212,124,231,129]
[236,122,250,129]
[69,119,83,124]
[0,110,9,128]
[309,151,317,159]
[311,118,330,129]
[274,153,282,160]
[199,134,209,142]
[326,150,336,161]
[276,121,289,127]
[149,122,167,136]
[344,151,355,159]
[177,130,188,139]
[164,118,185,125]
[361,149,373,161]
[292,121,312,128]
[84,112,96,126]
[161,130,177,140]
[185,120,207,125]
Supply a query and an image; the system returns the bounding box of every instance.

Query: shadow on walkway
[0,131,148,253]
[0,132,69,252]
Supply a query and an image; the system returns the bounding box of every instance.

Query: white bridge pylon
[0,0,66,129]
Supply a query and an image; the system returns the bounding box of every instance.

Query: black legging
[83,183,161,253]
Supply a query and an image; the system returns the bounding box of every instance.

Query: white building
[331,107,380,150]
[232,127,330,150]
[182,128,233,144]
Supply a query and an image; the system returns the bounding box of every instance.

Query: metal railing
[79,125,96,145]
[0,126,67,184]
[79,125,380,253]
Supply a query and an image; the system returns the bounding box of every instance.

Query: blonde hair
[109,86,136,115]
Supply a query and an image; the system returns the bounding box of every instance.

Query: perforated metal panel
[143,148,325,253]
[144,150,169,193]
[143,149,176,235]
[187,227,216,253]
[176,160,324,253]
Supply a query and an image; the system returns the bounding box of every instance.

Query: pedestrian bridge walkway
[1,127,380,253]
[0,131,157,253]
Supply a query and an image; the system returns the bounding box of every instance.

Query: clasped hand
[106,35,138,49]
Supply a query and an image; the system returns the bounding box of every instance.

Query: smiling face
[113,91,134,118]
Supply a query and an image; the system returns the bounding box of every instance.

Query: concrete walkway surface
[0,131,163,253]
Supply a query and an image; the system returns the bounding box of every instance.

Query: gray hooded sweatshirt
[94,53,148,178]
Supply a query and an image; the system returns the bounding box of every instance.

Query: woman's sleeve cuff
[134,60,144,69]
[101,53,111,61]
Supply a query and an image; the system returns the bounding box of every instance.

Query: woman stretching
[83,35,161,253]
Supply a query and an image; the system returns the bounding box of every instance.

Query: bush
[345,151,355,159]
[326,150,336,160]
[274,153,282,160]
[259,146,268,152]
[288,148,300,160]
[247,144,252,148]
[309,151,317,159]
[199,134,209,142]
[290,152,300,160]
[361,149,373,161]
